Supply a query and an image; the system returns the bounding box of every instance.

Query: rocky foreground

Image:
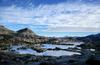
[0,51,100,65]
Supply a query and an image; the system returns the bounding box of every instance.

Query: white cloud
[0,3,100,32]
[45,26,100,32]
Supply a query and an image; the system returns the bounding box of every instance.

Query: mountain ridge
[0,24,100,45]
[0,25,15,35]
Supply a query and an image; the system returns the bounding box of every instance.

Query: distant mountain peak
[17,28,36,35]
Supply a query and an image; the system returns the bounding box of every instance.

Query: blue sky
[0,0,100,37]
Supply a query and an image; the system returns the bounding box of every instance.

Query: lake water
[35,50,81,56]
[41,44,75,49]
[10,43,82,57]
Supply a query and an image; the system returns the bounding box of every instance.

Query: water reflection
[10,43,82,57]
[41,44,75,49]
[36,50,81,56]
